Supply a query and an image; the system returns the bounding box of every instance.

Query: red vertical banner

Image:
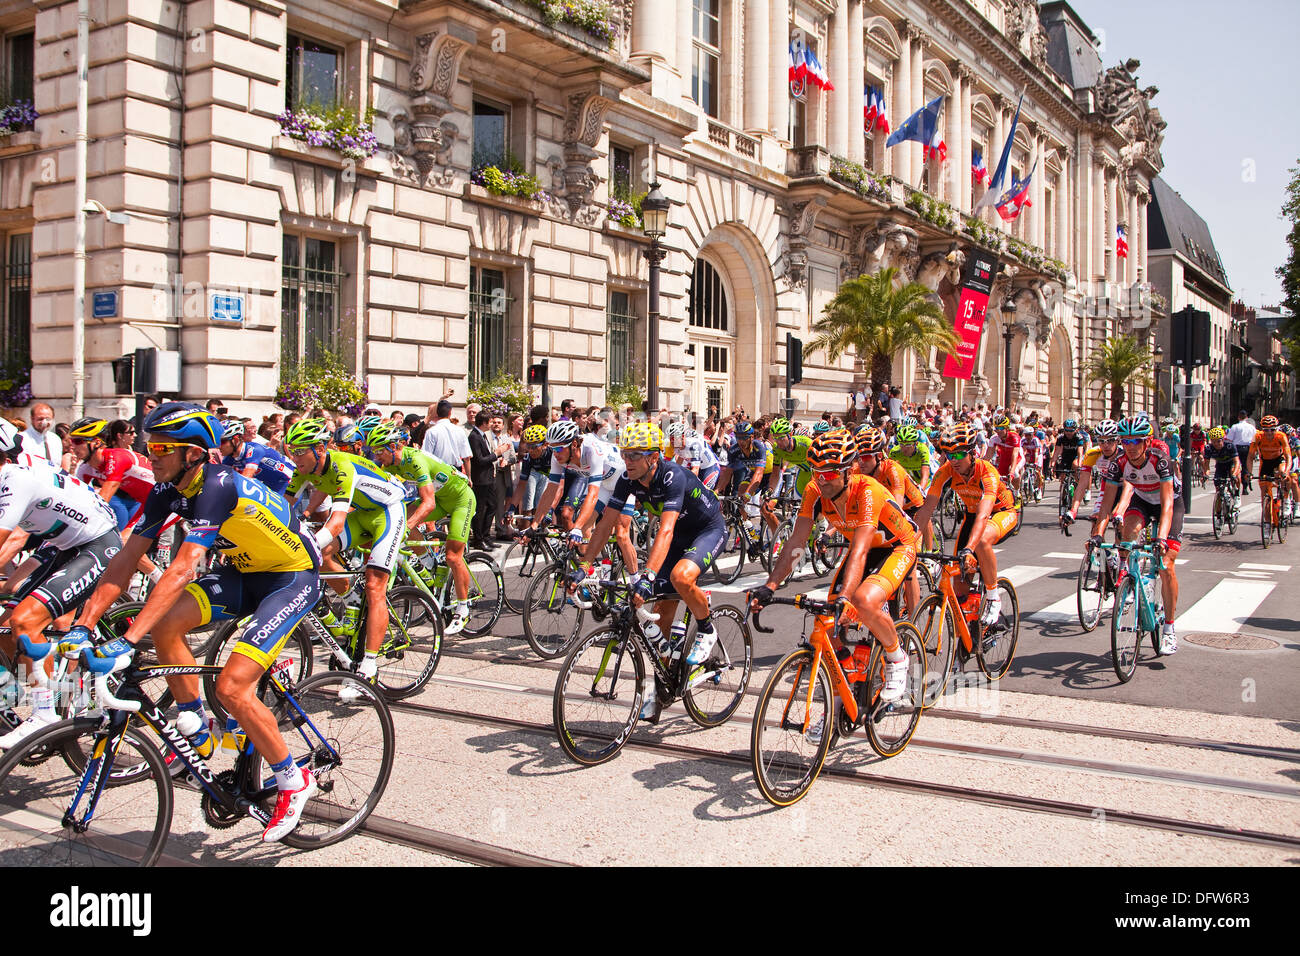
[942,252,999,380]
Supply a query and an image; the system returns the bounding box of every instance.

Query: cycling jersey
[929,458,1015,512]
[0,460,118,548]
[378,446,475,544]
[76,448,154,503]
[675,435,719,473]
[1165,434,1181,461]
[798,473,918,596]
[721,438,768,478]
[518,447,553,482]
[286,451,406,514]
[1099,448,1178,506]
[1249,431,1292,464]
[1205,441,1239,472]
[889,441,934,483]
[225,441,295,494]
[769,435,814,494]
[862,457,925,509]
[1054,433,1085,468]
[608,459,721,536]
[1189,433,1206,454]
[136,463,318,573]
[988,432,1022,478]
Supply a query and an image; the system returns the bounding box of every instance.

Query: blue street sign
[210,293,244,325]
[92,291,118,318]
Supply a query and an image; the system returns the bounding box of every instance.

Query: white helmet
[0,419,20,458]
[666,422,686,439]
[546,421,580,446]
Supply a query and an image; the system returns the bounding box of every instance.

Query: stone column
[893,28,912,181]
[847,0,865,162]
[1057,150,1070,263]
[744,0,770,134]
[960,69,973,211]
[635,0,677,62]
[768,0,789,136]
[676,0,692,101]
[828,3,849,157]
[910,27,924,184]
[1034,132,1047,249]
[1092,153,1106,282]
[1136,191,1149,282]
[1105,163,1118,285]
[1076,136,1091,279]
[946,68,962,204]
[1128,188,1140,286]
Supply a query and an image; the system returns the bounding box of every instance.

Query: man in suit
[468,410,501,551]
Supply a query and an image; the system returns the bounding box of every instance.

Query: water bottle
[643,621,670,659]
[668,621,689,660]
[221,716,248,753]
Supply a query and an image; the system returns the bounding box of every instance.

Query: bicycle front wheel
[1276,498,1289,543]
[521,564,584,659]
[750,647,833,807]
[864,623,925,758]
[682,605,753,728]
[976,578,1019,680]
[257,671,395,849]
[1076,547,1106,632]
[911,593,955,708]
[0,718,172,866]
[374,587,443,699]
[1212,493,1224,539]
[710,517,747,585]
[1261,496,1272,549]
[1110,576,1140,683]
[500,539,545,614]
[461,552,505,636]
[553,628,644,766]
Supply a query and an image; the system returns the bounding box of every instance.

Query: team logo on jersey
[35,497,51,509]
[244,504,258,516]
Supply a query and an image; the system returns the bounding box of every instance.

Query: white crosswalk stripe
[1173,580,1276,634]
[1030,592,1113,623]
[1000,565,1058,588]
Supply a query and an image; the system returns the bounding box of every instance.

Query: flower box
[270,136,383,176]
[603,220,650,242]
[463,183,546,216]
[0,130,38,156]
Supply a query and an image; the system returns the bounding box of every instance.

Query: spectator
[492,414,518,539]
[404,413,426,448]
[206,399,227,416]
[887,387,904,421]
[130,394,160,454]
[20,401,61,465]
[873,384,890,419]
[241,418,260,444]
[258,421,283,451]
[106,419,136,450]
[54,423,76,472]
[467,410,501,551]
[560,398,576,421]
[421,399,471,474]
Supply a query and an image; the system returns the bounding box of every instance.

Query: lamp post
[641,182,669,416]
[1001,300,1016,412]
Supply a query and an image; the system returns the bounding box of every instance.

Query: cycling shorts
[427,481,475,545]
[340,503,407,571]
[1213,460,1237,482]
[185,565,320,670]
[955,508,1019,551]
[827,543,916,600]
[1259,458,1287,482]
[17,530,123,619]
[651,515,727,597]
[1123,495,1184,554]
[107,491,144,532]
[561,472,589,512]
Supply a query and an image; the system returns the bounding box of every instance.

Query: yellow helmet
[620,422,663,452]
[523,424,547,444]
[1207,426,1226,440]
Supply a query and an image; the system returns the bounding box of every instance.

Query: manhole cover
[1182,633,1279,650]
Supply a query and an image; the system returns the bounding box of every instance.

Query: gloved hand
[1088,534,1104,548]
[61,624,94,652]
[505,505,517,519]
[632,571,656,603]
[81,637,135,674]
[567,527,585,544]
[957,547,975,569]
[751,585,774,607]
[566,567,589,589]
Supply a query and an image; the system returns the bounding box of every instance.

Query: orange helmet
[854,424,887,456]
[1260,414,1280,429]
[939,423,976,453]
[807,429,858,471]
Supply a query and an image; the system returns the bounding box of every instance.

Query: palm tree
[807,267,960,396]
[1082,333,1156,417]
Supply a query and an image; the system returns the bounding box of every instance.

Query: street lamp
[641,182,669,416]
[1001,299,1016,412]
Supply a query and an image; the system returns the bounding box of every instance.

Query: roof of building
[1147,176,1231,291]
[1040,1,1102,90]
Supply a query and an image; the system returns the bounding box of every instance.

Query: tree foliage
[1081,334,1155,418]
[1275,161,1300,367]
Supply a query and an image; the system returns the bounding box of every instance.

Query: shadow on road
[1009,649,1167,690]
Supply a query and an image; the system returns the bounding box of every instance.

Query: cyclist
[574,422,725,719]
[283,418,415,664]
[1049,418,1086,492]
[912,422,1019,625]
[889,423,934,490]
[715,420,768,546]
[1188,423,1207,480]
[755,429,916,702]
[66,402,322,841]
[334,423,365,457]
[762,417,814,538]
[505,424,552,523]
[988,416,1025,495]
[1163,423,1181,466]
[854,425,926,614]
[365,421,476,634]
[1287,425,1300,513]
[0,422,124,748]
[1021,426,1044,495]
[1205,426,1242,515]
[668,422,720,490]
[1246,414,1292,527]
[1061,419,1121,532]
[1097,414,1181,654]
[220,419,295,495]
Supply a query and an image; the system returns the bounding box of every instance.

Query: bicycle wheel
[254,671,395,849]
[461,552,505,636]
[0,718,172,866]
[521,564,585,659]
[203,618,317,726]
[750,647,833,807]
[863,623,925,758]
[1212,493,1223,539]
[553,627,644,766]
[976,578,1019,680]
[1261,497,1271,549]
[1110,575,1140,682]
[913,559,938,598]
[939,488,963,539]
[1227,492,1240,534]
[1276,496,1289,543]
[813,528,849,577]
[770,516,811,584]
[911,593,955,708]
[710,517,747,585]
[373,587,442,699]
[499,539,546,614]
[1076,547,1106,632]
[681,605,753,728]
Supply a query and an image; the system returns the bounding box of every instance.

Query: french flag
[972,147,988,185]
[995,161,1036,221]
[924,124,947,163]
[864,86,889,133]
[789,43,807,84]
[802,47,833,91]
[1116,224,1129,259]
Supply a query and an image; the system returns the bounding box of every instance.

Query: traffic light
[786,334,803,385]
[528,360,548,386]
[1170,307,1210,368]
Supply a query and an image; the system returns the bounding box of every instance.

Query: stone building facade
[5,0,1174,422]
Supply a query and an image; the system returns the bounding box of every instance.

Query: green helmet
[769,418,792,436]
[365,421,404,448]
[284,417,332,449]
[896,425,920,444]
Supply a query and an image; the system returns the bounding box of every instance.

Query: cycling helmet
[901,416,918,428]
[1163,423,1178,434]
[142,403,223,450]
[366,421,404,448]
[1260,414,1280,429]
[546,420,580,447]
[522,424,547,444]
[221,420,243,442]
[620,422,662,452]
[1036,429,1046,440]
[1128,413,1153,437]
[284,417,332,449]
[896,424,920,445]
[68,417,109,441]
[354,415,382,437]
[1094,419,1119,440]
[335,424,362,446]
[854,425,887,456]
[1063,418,1078,430]
[994,415,1011,429]
[734,421,754,439]
[793,423,810,437]
[0,419,22,459]
[769,418,793,437]
[806,430,858,471]
[1206,426,1225,440]
[666,422,686,440]
[939,423,976,453]
[812,420,832,435]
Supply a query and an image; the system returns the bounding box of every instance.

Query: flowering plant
[607,168,645,227]
[277,102,378,160]
[828,156,889,201]
[276,351,368,415]
[0,359,32,407]
[471,151,550,202]
[469,371,535,416]
[0,100,36,136]
[906,191,958,230]
[522,0,616,45]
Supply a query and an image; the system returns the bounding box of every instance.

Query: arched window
[688,258,729,331]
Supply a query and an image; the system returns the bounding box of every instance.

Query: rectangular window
[472,100,510,171]
[281,234,346,369]
[688,260,729,331]
[5,32,33,106]
[1044,184,1055,255]
[607,291,636,388]
[703,344,728,373]
[286,34,340,110]
[706,385,723,417]
[610,145,632,195]
[2,233,31,369]
[691,0,720,117]
[788,96,806,149]
[469,266,511,387]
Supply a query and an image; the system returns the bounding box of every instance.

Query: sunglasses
[947,451,970,461]
[620,449,652,460]
[146,441,199,457]
[69,438,88,446]
[1121,438,1145,446]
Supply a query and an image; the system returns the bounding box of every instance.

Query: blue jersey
[608,459,723,537]
[723,437,768,478]
[225,440,295,494]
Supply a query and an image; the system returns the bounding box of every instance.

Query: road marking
[1239,563,1292,572]
[1044,552,1083,560]
[1000,565,1058,588]
[1175,580,1276,635]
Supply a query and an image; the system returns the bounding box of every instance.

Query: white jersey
[676,435,718,471]
[0,460,118,548]
[548,434,617,484]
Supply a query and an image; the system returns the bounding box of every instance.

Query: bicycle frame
[1121,546,1165,632]
[932,558,978,655]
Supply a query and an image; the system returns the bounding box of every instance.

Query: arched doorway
[1048,324,1073,424]
[684,256,734,420]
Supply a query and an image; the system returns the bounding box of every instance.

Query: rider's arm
[97,479,122,501]
[573,480,603,533]
[1088,480,1121,538]
[642,507,680,579]
[406,481,439,532]
[0,527,29,575]
[530,478,563,530]
[1157,479,1174,546]
[116,540,209,644]
[577,500,621,565]
[72,533,156,631]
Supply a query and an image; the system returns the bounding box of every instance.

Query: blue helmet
[143,402,222,450]
[734,421,754,438]
[1063,418,1078,430]
[355,415,382,437]
[220,420,243,442]
[812,420,832,434]
[335,424,362,446]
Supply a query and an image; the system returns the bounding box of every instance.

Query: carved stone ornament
[392,110,459,186]
[549,87,616,220]
[392,27,472,187]
[1093,59,1167,168]
[848,219,919,279]
[778,246,810,291]
[776,196,827,291]
[1004,0,1049,68]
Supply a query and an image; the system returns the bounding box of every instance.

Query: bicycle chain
[201,770,244,829]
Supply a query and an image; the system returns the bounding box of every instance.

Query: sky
[1071,0,1298,308]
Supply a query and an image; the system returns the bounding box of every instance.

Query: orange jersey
[798,473,918,548]
[930,457,1015,511]
[864,457,926,509]
[1250,431,1291,462]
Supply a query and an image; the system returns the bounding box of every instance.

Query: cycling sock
[696,616,714,633]
[885,645,907,663]
[29,686,54,717]
[271,754,301,790]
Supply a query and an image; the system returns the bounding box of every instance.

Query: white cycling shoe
[0,711,58,750]
[980,595,1003,627]
[880,653,910,702]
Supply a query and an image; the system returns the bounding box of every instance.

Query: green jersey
[286,451,405,514]
[770,434,815,493]
[382,446,471,495]
[889,442,934,484]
